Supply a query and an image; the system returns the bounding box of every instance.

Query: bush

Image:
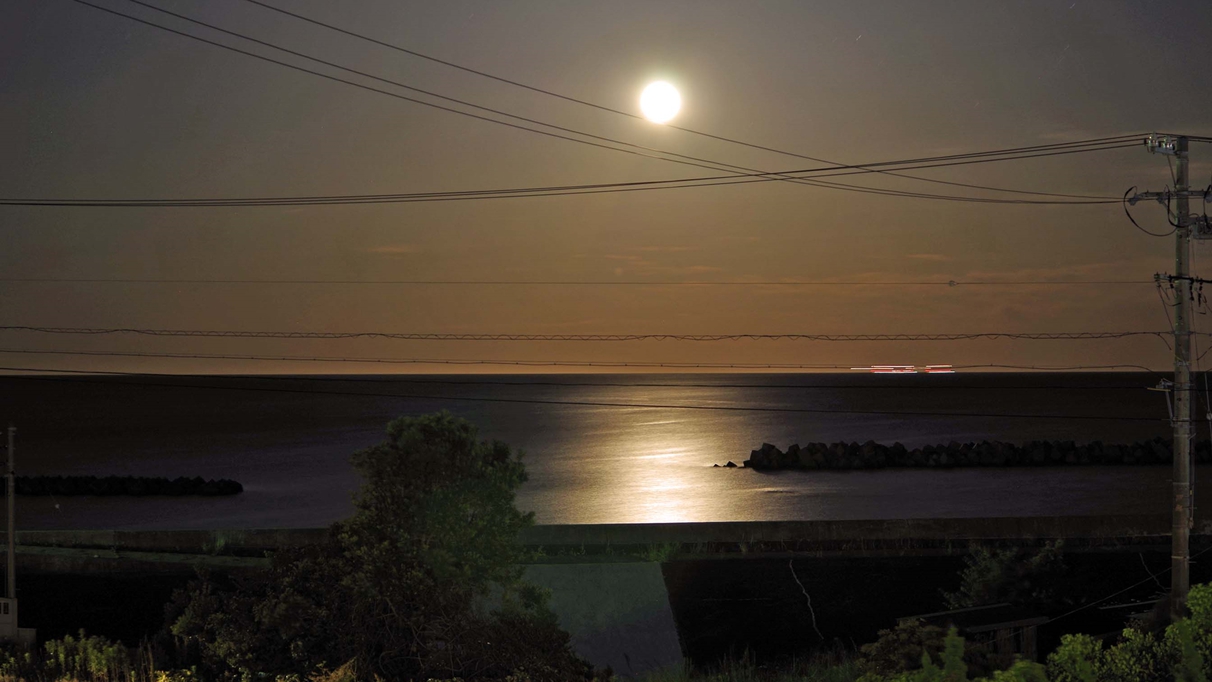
[942,542,1067,612]
[859,620,949,678]
[169,412,595,682]
[0,631,195,682]
[1042,582,1212,682]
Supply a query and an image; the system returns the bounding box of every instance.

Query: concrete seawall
[1,514,1202,576]
[519,514,1183,549]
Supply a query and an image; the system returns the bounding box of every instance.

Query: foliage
[940,629,968,682]
[942,543,1067,611]
[981,660,1047,682]
[858,621,948,678]
[855,584,1212,682]
[0,631,198,682]
[640,543,683,563]
[1173,619,1208,682]
[169,412,594,682]
[1043,634,1099,682]
[1041,582,1212,682]
[43,631,145,682]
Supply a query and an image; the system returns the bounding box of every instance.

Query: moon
[640,81,681,124]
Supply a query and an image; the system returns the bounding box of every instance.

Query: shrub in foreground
[857,582,1212,681]
[169,412,595,682]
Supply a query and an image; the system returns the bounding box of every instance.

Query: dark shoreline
[734,437,1205,470]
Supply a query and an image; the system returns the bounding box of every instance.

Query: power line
[1041,545,1212,629]
[1,128,1133,207]
[117,0,1129,205]
[0,348,1165,374]
[236,0,1123,202]
[0,366,1167,422]
[0,326,1175,342]
[1,141,1133,207]
[0,278,1155,286]
[43,0,1133,207]
[0,351,1160,389]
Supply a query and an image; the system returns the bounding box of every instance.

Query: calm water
[0,372,1194,530]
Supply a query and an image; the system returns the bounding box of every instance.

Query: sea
[0,372,1199,531]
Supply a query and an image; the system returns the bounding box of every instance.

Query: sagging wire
[1127,186,1175,237]
[1155,274,1179,425]
[1167,187,1182,228]
[1158,276,1178,334]
[975,544,1212,655]
[1203,184,1212,234]
[1192,344,1212,365]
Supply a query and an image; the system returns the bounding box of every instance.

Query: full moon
[640,81,681,123]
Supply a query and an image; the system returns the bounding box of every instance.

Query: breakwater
[735,437,1208,470]
[2,476,243,496]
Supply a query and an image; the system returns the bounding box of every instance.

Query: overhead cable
[39,0,1132,208]
[117,0,1128,204]
[1124,186,1176,237]
[0,326,1174,342]
[1,140,1134,207]
[0,278,1154,286]
[236,0,1122,202]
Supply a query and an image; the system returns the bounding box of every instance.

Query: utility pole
[1131,134,1211,619]
[1172,136,1192,622]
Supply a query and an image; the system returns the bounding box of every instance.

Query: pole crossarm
[1156,274,1212,286]
[1128,189,1209,205]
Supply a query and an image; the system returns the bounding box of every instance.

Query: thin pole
[1173,136,1192,621]
[6,426,13,602]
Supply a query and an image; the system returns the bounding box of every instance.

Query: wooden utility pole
[1172,136,1192,621]
[1132,134,1205,619]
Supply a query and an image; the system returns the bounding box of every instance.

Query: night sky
[3,0,1212,373]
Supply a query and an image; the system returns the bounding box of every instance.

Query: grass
[6,631,861,682]
[0,632,169,682]
[639,542,682,563]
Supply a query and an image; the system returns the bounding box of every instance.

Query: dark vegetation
[163,412,597,681]
[2,475,243,496]
[9,412,1212,680]
[661,544,1188,671]
[737,437,1205,470]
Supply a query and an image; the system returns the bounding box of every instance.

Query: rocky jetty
[2,475,243,497]
[734,437,1208,470]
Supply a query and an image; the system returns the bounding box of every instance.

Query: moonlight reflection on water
[0,373,1183,529]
